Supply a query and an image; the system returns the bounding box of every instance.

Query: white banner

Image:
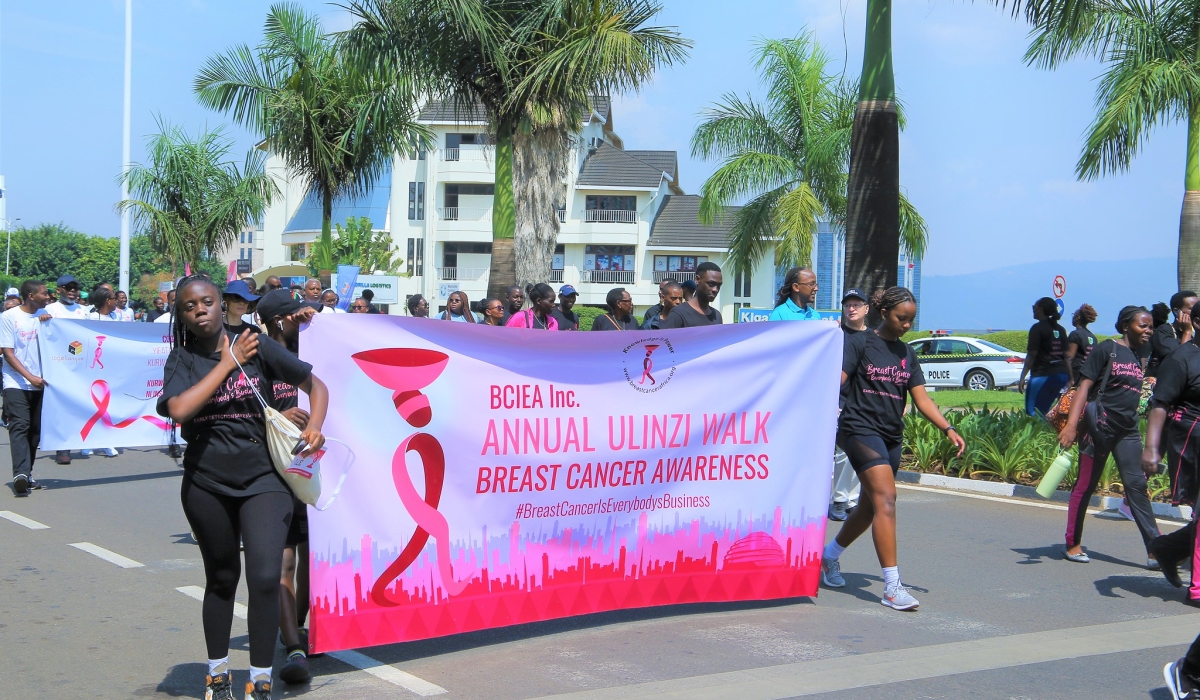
[39,319,174,450]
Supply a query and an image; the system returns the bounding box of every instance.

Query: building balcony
[580,269,635,284]
[583,209,637,224]
[437,267,489,281]
[440,146,493,162]
[652,270,697,283]
[437,207,492,222]
[549,269,564,283]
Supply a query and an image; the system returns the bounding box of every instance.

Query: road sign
[1055,298,1065,317]
[1053,275,1066,299]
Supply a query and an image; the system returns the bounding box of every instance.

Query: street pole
[118,0,132,293]
[4,218,17,276]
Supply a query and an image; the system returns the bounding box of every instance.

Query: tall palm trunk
[1181,103,1200,291]
[844,0,899,322]
[320,190,334,272]
[488,121,518,300]
[513,126,569,289]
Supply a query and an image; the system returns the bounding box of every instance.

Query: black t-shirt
[592,313,638,331]
[839,330,925,443]
[1147,323,1184,377]
[1027,320,1069,376]
[550,308,579,331]
[839,324,866,407]
[1152,342,1200,423]
[157,331,312,497]
[1081,339,1144,433]
[146,309,166,322]
[662,303,722,328]
[224,320,259,337]
[1067,327,1097,377]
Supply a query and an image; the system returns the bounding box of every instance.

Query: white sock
[249,665,272,683]
[823,540,846,561]
[207,657,229,677]
[882,566,900,589]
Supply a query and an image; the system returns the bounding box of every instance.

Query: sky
[0,0,1186,284]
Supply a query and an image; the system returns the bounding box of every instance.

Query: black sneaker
[204,671,235,700]
[300,628,323,658]
[27,479,44,491]
[1164,658,1200,699]
[828,502,849,521]
[54,451,71,465]
[280,650,311,684]
[12,474,29,497]
[1151,538,1186,588]
[244,679,272,700]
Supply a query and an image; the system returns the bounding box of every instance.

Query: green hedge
[575,306,606,331]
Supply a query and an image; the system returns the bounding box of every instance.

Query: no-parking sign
[1053,275,1066,299]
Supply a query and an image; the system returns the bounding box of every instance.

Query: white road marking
[176,585,247,619]
[68,542,144,568]
[329,649,448,696]
[527,613,1200,699]
[896,483,1183,529]
[0,510,49,529]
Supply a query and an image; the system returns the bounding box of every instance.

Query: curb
[895,470,1193,520]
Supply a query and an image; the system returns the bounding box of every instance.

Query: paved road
[2,442,1197,699]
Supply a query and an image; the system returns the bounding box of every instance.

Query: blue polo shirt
[767,298,820,321]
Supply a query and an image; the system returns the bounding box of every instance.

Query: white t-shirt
[319,305,346,314]
[0,307,43,391]
[154,312,173,324]
[46,301,87,319]
[115,306,135,322]
[85,310,115,321]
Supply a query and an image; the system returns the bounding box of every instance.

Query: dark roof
[648,195,739,249]
[577,143,675,189]
[590,96,611,123]
[418,100,488,123]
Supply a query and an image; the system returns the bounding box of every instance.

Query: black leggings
[837,432,903,475]
[182,480,293,667]
[1065,430,1159,549]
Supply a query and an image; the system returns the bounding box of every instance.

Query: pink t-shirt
[504,309,558,331]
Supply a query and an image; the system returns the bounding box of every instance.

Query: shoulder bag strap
[229,340,272,414]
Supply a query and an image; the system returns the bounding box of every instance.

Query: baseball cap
[222,279,260,303]
[842,288,867,303]
[56,275,78,287]
[559,284,578,297]
[255,289,304,322]
[681,279,697,291]
[5,287,18,298]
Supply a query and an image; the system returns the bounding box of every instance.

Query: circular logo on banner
[622,337,676,393]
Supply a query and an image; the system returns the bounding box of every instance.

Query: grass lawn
[929,389,1025,411]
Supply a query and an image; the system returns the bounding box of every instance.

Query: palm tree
[343,0,690,298]
[117,121,276,274]
[1008,0,1200,290]
[194,2,430,275]
[844,0,902,301]
[692,35,926,281]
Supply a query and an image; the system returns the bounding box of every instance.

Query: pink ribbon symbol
[639,344,660,385]
[80,380,140,439]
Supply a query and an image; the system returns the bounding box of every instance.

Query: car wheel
[965,369,993,391]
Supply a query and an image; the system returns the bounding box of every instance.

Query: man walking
[663,262,723,328]
[501,285,525,325]
[828,288,869,520]
[44,275,87,464]
[551,285,580,331]
[768,267,820,321]
[114,290,135,321]
[642,281,684,330]
[2,280,49,496]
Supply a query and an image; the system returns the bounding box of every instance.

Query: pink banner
[299,315,841,652]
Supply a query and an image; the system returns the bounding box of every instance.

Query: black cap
[255,289,304,322]
[842,288,867,303]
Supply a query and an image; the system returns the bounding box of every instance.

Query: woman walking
[820,287,966,611]
[1059,306,1160,566]
[1019,297,1073,416]
[1148,291,1197,377]
[505,284,558,330]
[439,291,481,322]
[156,276,328,700]
[84,287,118,321]
[479,298,506,326]
[591,288,637,331]
[1066,304,1098,385]
[222,280,261,335]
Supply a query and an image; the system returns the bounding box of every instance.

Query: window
[934,340,975,355]
[408,182,425,220]
[446,133,487,148]
[552,244,565,271]
[290,243,307,262]
[914,341,933,356]
[442,242,492,267]
[584,245,634,271]
[652,255,708,273]
[585,195,636,211]
[733,270,751,298]
[407,237,424,276]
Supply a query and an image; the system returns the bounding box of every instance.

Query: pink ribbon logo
[639,344,660,385]
[80,380,172,439]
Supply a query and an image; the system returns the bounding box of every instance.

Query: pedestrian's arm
[910,385,965,455]
[1057,377,1093,449]
[1141,406,1168,474]
[1,347,44,389]
[295,373,328,457]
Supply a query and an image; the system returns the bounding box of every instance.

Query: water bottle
[1036,451,1073,498]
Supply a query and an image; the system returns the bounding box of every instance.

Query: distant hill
[920,258,1178,331]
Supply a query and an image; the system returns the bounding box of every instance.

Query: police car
[907,336,1025,391]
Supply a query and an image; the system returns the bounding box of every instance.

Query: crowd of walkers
[13,260,1200,696]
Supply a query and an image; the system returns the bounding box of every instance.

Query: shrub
[982,330,1028,352]
[575,306,606,331]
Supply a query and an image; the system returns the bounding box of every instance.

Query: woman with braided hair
[1059,305,1159,566]
[820,287,966,611]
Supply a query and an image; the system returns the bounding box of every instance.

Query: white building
[255,98,778,318]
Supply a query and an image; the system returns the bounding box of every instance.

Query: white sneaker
[821,557,846,588]
[881,583,920,611]
[81,449,92,456]
[103,447,118,457]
